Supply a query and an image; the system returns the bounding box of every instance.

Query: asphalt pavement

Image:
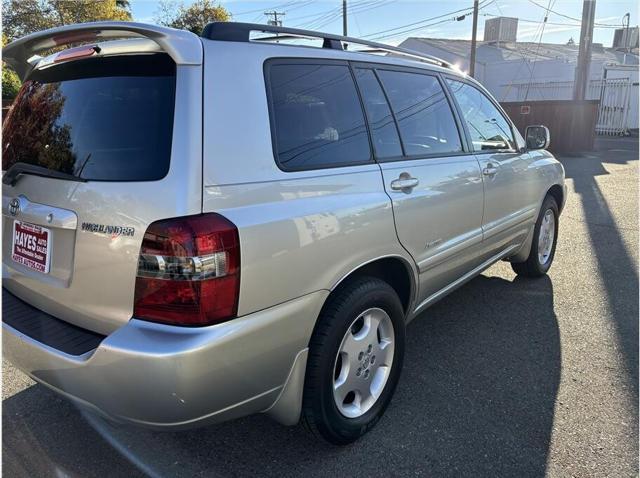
[2,136,638,477]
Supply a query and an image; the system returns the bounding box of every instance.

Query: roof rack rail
[201,22,453,70]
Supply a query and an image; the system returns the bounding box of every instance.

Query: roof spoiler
[3,21,202,80]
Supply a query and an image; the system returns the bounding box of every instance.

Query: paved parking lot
[3,137,638,478]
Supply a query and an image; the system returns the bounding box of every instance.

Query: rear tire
[511,195,559,277]
[301,277,405,445]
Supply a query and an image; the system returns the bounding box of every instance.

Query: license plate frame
[12,220,52,274]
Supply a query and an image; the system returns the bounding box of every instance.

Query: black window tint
[268,63,371,171]
[446,79,515,151]
[354,68,402,159]
[3,55,175,181]
[377,70,462,156]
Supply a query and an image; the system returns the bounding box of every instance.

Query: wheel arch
[328,255,417,316]
[547,183,565,214]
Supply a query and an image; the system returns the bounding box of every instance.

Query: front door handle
[390,173,419,192]
[483,163,498,176]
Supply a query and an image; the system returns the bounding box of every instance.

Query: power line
[524,0,556,100]
[368,17,458,41]
[500,4,549,100]
[232,0,300,17]
[360,4,478,39]
[365,0,497,42]
[527,0,622,27]
[318,0,390,30]
[289,0,388,25]
[482,13,622,29]
[285,1,315,14]
[295,0,387,30]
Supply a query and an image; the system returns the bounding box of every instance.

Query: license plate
[12,220,51,274]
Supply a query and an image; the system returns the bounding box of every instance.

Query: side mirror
[525,125,550,150]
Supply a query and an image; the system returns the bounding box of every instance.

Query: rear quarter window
[2,54,176,182]
[265,61,372,172]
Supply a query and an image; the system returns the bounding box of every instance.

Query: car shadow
[3,273,560,478]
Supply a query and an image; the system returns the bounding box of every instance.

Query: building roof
[403,37,639,66]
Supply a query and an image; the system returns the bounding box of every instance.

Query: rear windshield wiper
[2,162,88,186]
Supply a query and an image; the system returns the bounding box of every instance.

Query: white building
[399,17,639,133]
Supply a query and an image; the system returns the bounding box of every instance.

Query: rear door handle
[390,174,419,192]
[483,164,498,176]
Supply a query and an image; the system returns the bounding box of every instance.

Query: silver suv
[2,21,565,445]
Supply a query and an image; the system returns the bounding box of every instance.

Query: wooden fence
[500,100,600,153]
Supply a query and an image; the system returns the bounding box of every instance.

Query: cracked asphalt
[2,136,638,477]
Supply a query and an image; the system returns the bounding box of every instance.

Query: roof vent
[483,17,518,43]
[612,26,639,50]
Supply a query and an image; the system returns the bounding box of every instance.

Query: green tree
[1,0,132,99]
[3,81,76,173]
[155,0,230,35]
[2,67,21,99]
[2,0,132,42]
[2,33,21,99]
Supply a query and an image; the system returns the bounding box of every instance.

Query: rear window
[2,54,176,181]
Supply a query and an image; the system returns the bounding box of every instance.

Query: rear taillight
[133,214,240,326]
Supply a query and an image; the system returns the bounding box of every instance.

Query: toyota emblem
[9,198,20,216]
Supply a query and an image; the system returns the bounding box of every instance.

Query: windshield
[2,54,176,182]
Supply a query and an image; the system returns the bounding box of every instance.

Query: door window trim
[350,65,406,159]
[350,61,471,163]
[263,57,375,173]
[441,73,519,155]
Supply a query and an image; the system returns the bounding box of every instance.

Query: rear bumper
[3,290,326,429]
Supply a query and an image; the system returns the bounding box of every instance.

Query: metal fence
[504,78,636,136]
[596,78,633,135]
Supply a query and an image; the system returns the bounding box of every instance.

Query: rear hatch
[3,41,203,335]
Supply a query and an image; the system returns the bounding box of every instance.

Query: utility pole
[343,0,348,36]
[469,0,479,77]
[573,0,596,101]
[264,11,285,27]
[623,12,630,53]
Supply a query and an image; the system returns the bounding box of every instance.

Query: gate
[596,78,632,136]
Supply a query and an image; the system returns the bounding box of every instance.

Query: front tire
[301,277,406,445]
[511,195,559,277]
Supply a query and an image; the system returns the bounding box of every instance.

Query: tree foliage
[2,0,132,42]
[2,33,21,99]
[3,81,76,173]
[2,67,21,99]
[2,0,132,99]
[155,0,230,35]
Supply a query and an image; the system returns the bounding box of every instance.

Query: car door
[353,65,485,311]
[445,78,540,257]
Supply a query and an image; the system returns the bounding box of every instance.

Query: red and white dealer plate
[12,220,51,274]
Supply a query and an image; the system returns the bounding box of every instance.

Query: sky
[129,0,638,46]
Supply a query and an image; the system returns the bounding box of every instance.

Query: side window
[376,70,462,156]
[267,63,371,171]
[354,68,403,159]
[446,79,516,152]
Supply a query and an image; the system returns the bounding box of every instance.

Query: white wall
[399,38,488,82]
